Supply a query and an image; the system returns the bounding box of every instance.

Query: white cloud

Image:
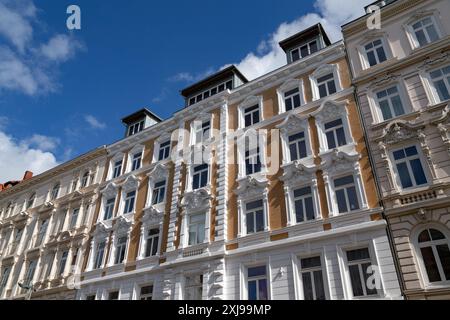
[168,68,215,83]
[228,0,372,80]
[84,115,106,129]
[0,0,84,96]
[24,134,60,151]
[40,34,83,62]
[0,130,59,182]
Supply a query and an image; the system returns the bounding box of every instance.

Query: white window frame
[188,163,210,192]
[238,96,264,129]
[186,212,207,247]
[139,284,154,300]
[310,64,342,101]
[237,130,268,179]
[184,273,204,300]
[122,190,136,215]
[241,264,271,300]
[332,174,362,214]
[277,79,306,114]
[113,235,128,265]
[109,153,125,180]
[289,38,320,62]
[425,64,450,105]
[191,116,212,146]
[405,13,442,50]
[389,143,430,191]
[295,253,329,300]
[412,224,450,288]
[368,82,411,124]
[126,145,145,173]
[357,35,392,70]
[143,227,160,258]
[127,119,145,137]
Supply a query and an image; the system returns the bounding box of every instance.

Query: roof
[278,23,331,52]
[121,108,163,125]
[180,65,248,98]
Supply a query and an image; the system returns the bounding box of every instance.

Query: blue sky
[0,0,371,181]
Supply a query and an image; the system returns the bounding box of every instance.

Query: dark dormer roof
[121,108,163,125]
[278,23,331,53]
[180,65,248,98]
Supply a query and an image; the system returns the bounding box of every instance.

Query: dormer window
[187,80,234,106]
[291,39,318,62]
[127,120,144,137]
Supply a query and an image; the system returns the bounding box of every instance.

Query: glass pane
[246,200,263,211]
[305,197,315,221]
[325,118,342,129]
[362,262,378,295]
[418,230,431,243]
[326,131,336,149]
[434,80,450,101]
[410,159,427,185]
[336,127,347,146]
[294,186,311,197]
[302,272,314,300]
[367,51,377,67]
[310,41,318,53]
[293,95,302,108]
[376,47,387,63]
[245,114,252,127]
[295,199,304,223]
[391,96,405,117]
[289,143,298,161]
[415,29,428,47]
[393,149,405,160]
[246,213,255,234]
[255,211,265,232]
[334,175,354,187]
[248,281,257,300]
[426,24,439,42]
[430,229,445,241]
[336,189,348,213]
[313,270,326,300]
[349,265,364,297]
[252,110,260,124]
[292,49,300,62]
[319,84,328,98]
[301,256,321,269]
[421,246,441,282]
[285,98,293,111]
[347,186,360,211]
[379,100,393,120]
[258,279,268,300]
[404,146,418,157]
[436,244,450,280]
[327,80,337,95]
[396,163,413,188]
[248,266,266,277]
[347,248,370,261]
[300,45,309,58]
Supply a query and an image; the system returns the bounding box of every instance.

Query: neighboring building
[0,147,107,299]
[342,0,450,299]
[76,24,402,300]
[0,171,34,192]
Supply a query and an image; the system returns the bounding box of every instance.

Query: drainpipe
[342,39,407,300]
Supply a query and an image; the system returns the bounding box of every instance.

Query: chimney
[23,171,33,180]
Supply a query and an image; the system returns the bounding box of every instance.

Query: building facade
[0,147,107,299]
[343,0,450,299]
[73,24,402,300]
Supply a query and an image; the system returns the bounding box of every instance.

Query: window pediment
[278,78,302,93]
[311,64,336,80]
[147,163,169,182]
[113,215,134,235]
[93,221,110,238]
[181,188,211,213]
[276,113,308,134]
[368,73,401,90]
[377,120,424,145]
[313,100,348,123]
[280,161,316,185]
[141,207,164,226]
[358,30,387,45]
[119,174,141,192]
[100,182,118,199]
[321,150,361,175]
[239,95,262,109]
[405,9,437,25]
[234,176,269,199]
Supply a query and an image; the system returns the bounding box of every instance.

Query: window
[58,251,68,276]
[247,266,268,300]
[94,242,106,269]
[324,119,347,149]
[26,193,35,210]
[317,73,337,98]
[188,80,233,106]
[44,253,55,280]
[291,40,318,62]
[411,17,439,47]
[293,187,315,223]
[131,152,142,171]
[364,39,387,67]
[194,121,211,144]
[245,146,262,176]
[11,228,23,252]
[376,86,405,121]
[128,120,144,137]
[36,219,48,246]
[288,132,307,161]
[140,285,153,300]
[430,65,450,102]
[392,146,427,189]
[81,171,89,188]
[114,236,127,264]
[0,267,11,295]
[57,211,67,233]
[300,256,326,300]
[71,179,78,192]
[346,248,378,297]
[417,228,450,283]
[192,164,208,190]
[112,160,123,179]
[284,87,302,111]
[24,260,37,287]
[50,184,60,201]
[188,213,206,246]
[108,291,119,300]
[103,198,115,221]
[69,208,79,229]
[145,228,159,257]
[123,190,136,214]
[151,180,166,205]
[245,200,265,234]
[244,105,260,127]
[185,275,203,300]
[158,140,171,161]
[334,175,360,213]
[86,295,96,300]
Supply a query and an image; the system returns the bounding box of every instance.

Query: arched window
[81,171,89,188]
[417,228,450,283]
[26,193,36,210]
